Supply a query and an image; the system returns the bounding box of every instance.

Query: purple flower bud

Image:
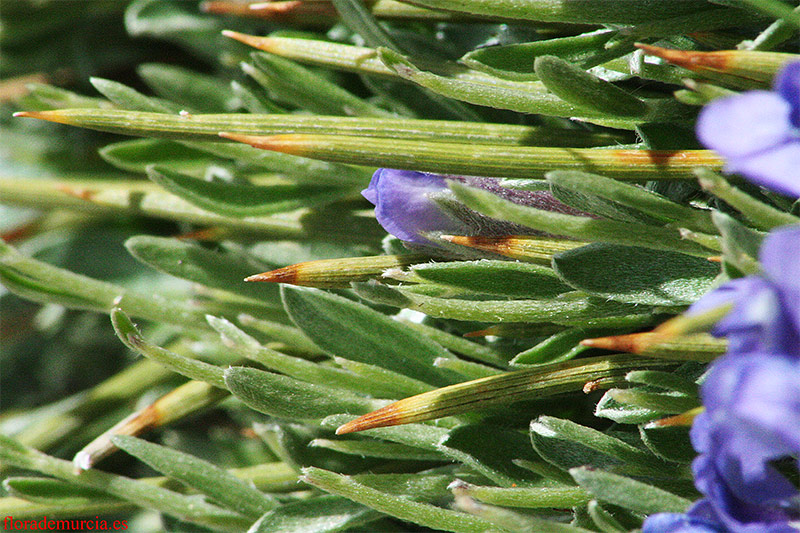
[697,61,800,198]
[362,169,464,244]
[362,168,588,244]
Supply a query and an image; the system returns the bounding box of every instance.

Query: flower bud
[362,168,588,245]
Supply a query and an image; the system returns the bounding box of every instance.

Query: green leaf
[331,0,402,51]
[281,285,457,386]
[411,260,571,298]
[377,47,616,123]
[111,308,227,388]
[461,30,616,80]
[450,480,590,509]
[552,244,719,306]
[595,391,665,424]
[397,319,507,366]
[529,417,673,475]
[451,183,714,257]
[302,467,497,533]
[586,501,641,532]
[17,107,625,147]
[3,477,119,505]
[640,424,696,464]
[112,435,277,519]
[87,79,371,184]
[249,52,393,118]
[625,370,699,395]
[146,166,351,217]
[439,425,541,487]
[607,388,700,414]
[332,357,438,397]
[137,63,240,113]
[100,138,221,174]
[221,131,722,179]
[534,55,647,118]
[249,495,380,533]
[570,467,692,514]
[547,170,717,234]
[697,168,800,230]
[389,0,715,23]
[378,48,692,128]
[224,366,385,420]
[511,327,613,365]
[310,438,445,461]
[0,240,210,331]
[334,355,673,432]
[0,435,249,532]
[209,315,431,398]
[360,283,652,325]
[713,211,765,276]
[91,76,178,113]
[125,235,280,302]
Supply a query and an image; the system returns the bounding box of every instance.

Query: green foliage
[2,0,796,531]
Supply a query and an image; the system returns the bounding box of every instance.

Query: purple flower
[688,225,800,355]
[643,506,724,532]
[650,226,800,532]
[362,168,588,244]
[696,61,800,198]
[688,354,800,532]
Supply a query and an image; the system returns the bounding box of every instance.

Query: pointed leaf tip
[13,110,55,121]
[581,332,666,353]
[244,267,298,284]
[335,404,404,434]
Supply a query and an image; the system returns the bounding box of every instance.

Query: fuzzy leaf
[248,495,379,533]
[125,236,279,302]
[439,425,541,487]
[302,467,497,533]
[100,138,221,174]
[570,467,692,514]
[112,435,277,519]
[146,166,350,217]
[281,285,457,386]
[411,260,571,298]
[529,417,674,475]
[552,244,719,306]
[224,366,385,420]
[534,55,647,118]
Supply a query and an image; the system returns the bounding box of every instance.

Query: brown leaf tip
[581,332,665,354]
[13,110,67,124]
[635,44,728,72]
[245,266,299,284]
[335,404,404,434]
